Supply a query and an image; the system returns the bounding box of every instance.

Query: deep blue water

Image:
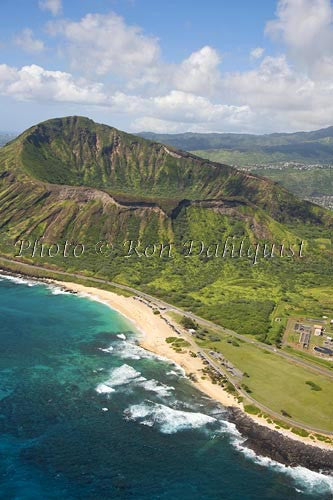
[0,275,332,500]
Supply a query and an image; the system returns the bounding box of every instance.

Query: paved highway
[1,255,332,381]
[1,255,333,435]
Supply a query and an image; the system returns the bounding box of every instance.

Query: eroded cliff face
[1,116,329,220]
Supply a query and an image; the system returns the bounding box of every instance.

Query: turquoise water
[0,275,332,500]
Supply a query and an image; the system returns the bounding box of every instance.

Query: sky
[1,0,333,134]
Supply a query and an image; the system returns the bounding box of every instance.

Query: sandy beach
[54,279,333,450]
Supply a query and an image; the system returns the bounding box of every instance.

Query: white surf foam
[96,383,115,394]
[0,274,39,286]
[115,341,157,360]
[166,365,186,377]
[115,340,173,365]
[98,346,114,353]
[232,434,333,496]
[105,364,145,387]
[96,364,146,396]
[96,364,175,399]
[124,401,217,434]
[288,466,333,496]
[140,379,175,397]
[117,333,126,340]
[47,286,71,295]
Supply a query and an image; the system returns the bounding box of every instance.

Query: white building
[314,325,323,336]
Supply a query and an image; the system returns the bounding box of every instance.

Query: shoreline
[54,280,241,410]
[49,279,333,453]
[1,269,333,472]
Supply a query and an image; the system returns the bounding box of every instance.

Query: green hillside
[140,127,333,164]
[0,116,332,345]
[140,128,333,208]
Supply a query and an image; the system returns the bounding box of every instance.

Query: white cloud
[224,55,333,131]
[126,45,223,97]
[250,47,264,59]
[173,46,222,95]
[15,29,45,54]
[39,0,62,16]
[0,64,106,104]
[265,0,333,75]
[130,117,185,133]
[110,90,252,132]
[150,90,250,124]
[48,12,160,78]
[4,2,333,134]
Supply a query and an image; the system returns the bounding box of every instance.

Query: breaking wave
[124,400,218,434]
[96,383,116,394]
[95,364,175,398]
[47,286,71,295]
[115,341,161,360]
[140,379,175,397]
[0,274,39,286]
[98,364,145,390]
[232,433,333,496]
[114,340,176,367]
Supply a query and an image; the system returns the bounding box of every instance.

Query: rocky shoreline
[228,407,333,474]
[1,267,333,476]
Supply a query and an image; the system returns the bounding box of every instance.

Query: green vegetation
[197,333,333,431]
[272,419,290,430]
[306,381,322,391]
[141,128,333,205]
[180,316,197,330]
[141,126,333,164]
[165,337,190,350]
[0,257,133,297]
[166,337,179,343]
[0,117,332,349]
[0,116,332,432]
[251,167,333,198]
[291,428,310,438]
[244,404,261,415]
[225,382,237,395]
[284,346,333,370]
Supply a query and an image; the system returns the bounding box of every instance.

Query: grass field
[197,333,333,431]
[283,345,333,370]
[3,258,333,433]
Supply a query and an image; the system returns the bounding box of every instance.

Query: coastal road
[169,308,333,380]
[163,317,333,435]
[0,256,333,381]
[1,255,333,435]
[198,349,333,435]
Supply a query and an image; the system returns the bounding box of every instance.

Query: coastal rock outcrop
[228,407,333,474]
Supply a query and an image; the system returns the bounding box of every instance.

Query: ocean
[0,275,332,500]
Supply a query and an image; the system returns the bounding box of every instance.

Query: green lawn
[198,334,333,432]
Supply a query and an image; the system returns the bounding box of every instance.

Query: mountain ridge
[139,125,333,153]
[0,116,328,224]
[0,116,331,343]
